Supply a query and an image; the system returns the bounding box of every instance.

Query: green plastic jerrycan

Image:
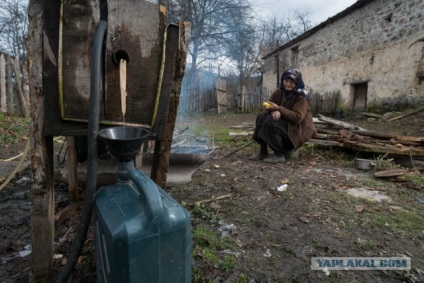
[94,161,192,282]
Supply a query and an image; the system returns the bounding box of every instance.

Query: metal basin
[354,158,372,170]
[99,126,155,162]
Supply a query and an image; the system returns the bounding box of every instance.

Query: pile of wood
[309,115,424,157]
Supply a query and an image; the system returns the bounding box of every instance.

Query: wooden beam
[28,0,58,281]
[387,107,424,122]
[0,54,6,113]
[67,137,79,201]
[150,22,190,187]
[317,114,367,131]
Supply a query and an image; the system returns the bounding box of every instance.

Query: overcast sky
[253,0,358,25]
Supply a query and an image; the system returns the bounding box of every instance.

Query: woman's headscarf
[280,68,310,102]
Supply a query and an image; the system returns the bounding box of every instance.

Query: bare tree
[225,8,259,85]
[165,0,253,74]
[294,9,313,33]
[257,9,313,57]
[0,0,28,58]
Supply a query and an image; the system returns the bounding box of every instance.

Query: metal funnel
[99,126,155,162]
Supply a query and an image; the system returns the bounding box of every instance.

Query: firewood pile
[309,114,424,157]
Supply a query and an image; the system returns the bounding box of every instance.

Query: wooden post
[216,78,227,114]
[28,0,56,281]
[0,54,6,113]
[241,85,246,113]
[150,22,191,187]
[13,56,30,118]
[67,137,79,201]
[6,55,15,115]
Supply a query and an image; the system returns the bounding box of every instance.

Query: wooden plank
[150,22,190,187]
[350,129,424,143]
[374,169,408,178]
[387,107,424,122]
[229,124,254,129]
[61,0,99,122]
[343,140,424,156]
[29,1,58,280]
[104,0,165,128]
[317,114,367,131]
[307,138,341,146]
[43,0,62,136]
[229,131,253,136]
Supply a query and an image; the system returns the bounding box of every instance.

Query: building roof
[262,0,374,59]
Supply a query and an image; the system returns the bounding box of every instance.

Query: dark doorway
[352,83,368,112]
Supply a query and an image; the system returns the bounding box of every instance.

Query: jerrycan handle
[128,170,163,222]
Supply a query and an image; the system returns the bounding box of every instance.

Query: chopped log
[350,130,424,143]
[316,128,341,135]
[317,114,367,131]
[374,169,408,178]
[307,139,341,146]
[342,140,424,156]
[313,117,327,124]
[387,107,424,122]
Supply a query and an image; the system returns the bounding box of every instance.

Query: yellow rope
[0,138,30,191]
[151,24,169,127]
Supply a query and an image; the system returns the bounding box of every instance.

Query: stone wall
[263,0,424,112]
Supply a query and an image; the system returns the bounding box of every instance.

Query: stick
[387,107,424,122]
[218,140,254,159]
[188,194,232,206]
[1,152,24,162]
[0,123,14,139]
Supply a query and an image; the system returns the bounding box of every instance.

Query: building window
[291,46,299,67]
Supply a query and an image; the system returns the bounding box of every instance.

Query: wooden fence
[234,85,270,113]
[310,90,339,115]
[179,71,270,113]
[179,71,218,112]
[0,53,29,117]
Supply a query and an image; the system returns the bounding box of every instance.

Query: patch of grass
[355,238,379,251]
[191,204,223,225]
[0,113,30,146]
[359,177,387,188]
[405,173,424,185]
[192,225,237,281]
[235,273,247,283]
[364,207,424,235]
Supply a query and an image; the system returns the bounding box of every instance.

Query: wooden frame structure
[27,0,190,281]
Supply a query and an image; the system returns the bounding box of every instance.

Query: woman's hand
[263,101,280,120]
[263,101,278,111]
[271,110,281,121]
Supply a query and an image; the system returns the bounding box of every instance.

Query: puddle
[345,187,391,202]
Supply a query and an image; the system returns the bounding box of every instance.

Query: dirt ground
[1,111,424,282]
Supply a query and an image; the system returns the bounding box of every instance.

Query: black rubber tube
[55,20,107,283]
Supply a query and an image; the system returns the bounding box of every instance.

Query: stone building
[262,0,424,113]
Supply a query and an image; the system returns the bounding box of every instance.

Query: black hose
[55,20,107,283]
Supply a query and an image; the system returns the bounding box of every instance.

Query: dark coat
[268,89,317,150]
